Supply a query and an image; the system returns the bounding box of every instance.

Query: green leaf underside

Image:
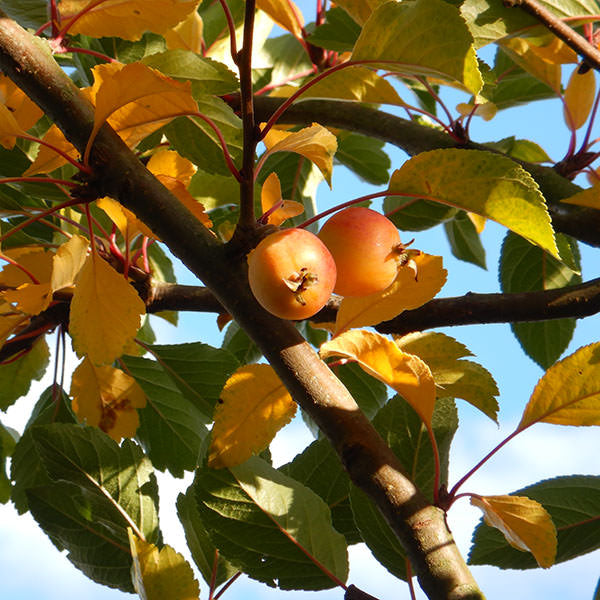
[335,362,388,421]
[193,456,348,590]
[280,439,361,545]
[387,149,558,258]
[469,475,600,569]
[27,424,159,591]
[335,132,391,185]
[352,0,483,95]
[177,489,238,587]
[500,232,581,368]
[307,7,361,52]
[444,211,487,269]
[121,355,209,477]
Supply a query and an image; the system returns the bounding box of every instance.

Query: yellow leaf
[24,123,79,176]
[518,342,600,430]
[128,529,200,600]
[333,0,380,25]
[500,38,561,93]
[0,310,29,349]
[0,103,25,150]
[471,495,557,568]
[563,67,596,130]
[155,176,213,229]
[164,10,204,53]
[86,62,198,162]
[208,364,296,469]
[528,36,578,66]
[260,172,304,226]
[396,332,499,422]
[257,0,304,38]
[70,358,147,442]
[335,253,447,335]
[58,0,201,41]
[1,282,52,316]
[51,235,89,292]
[69,253,146,364]
[456,101,497,121]
[147,149,197,187]
[467,212,486,233]
[271,66,406,107]
[0,75,43,148]
[320,329,435,426]
[560,184,600,209]
[263,123,337,187]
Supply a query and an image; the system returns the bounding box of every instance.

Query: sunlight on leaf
[320,329,435,426]
[396,332,499,422]
[260,172,304,226]
[518,342,600,430]
[164,10,204,53]
[352,0,482,95]
[0,75,43,148]
[128,529,200,600]
[70,357,147,442]
[69,253,146,365]
[208,364,296,468]
[51,235,89,292]
[97,197,155,242]
[471,494,557,568]
[58,0,201,41]
[263,123,337,187]
[387,149,559,259]
[257,0,304,39]
[563,67,595,130]
[335,253,446,335]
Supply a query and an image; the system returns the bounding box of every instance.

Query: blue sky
[1,2,599,599]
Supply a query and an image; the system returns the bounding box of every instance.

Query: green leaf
[384,197,458,232]
[142,50,239,95]
[257,34,313,87]
[10,386,76,513]
[189,169,245,210]
[0,421,18,503]
[306,7,361,52]
[485,136,551,164]
[121,355,209,476]
[0,0,47,29]
[387,148,559,258]
[149,342,240,419]
[352,0,482,95]
[335,132,391,185]
[334,362,388,421]
[164,95,242,175]
[103,33,167,64]
[461,0,599,48]
[280,439,361,545]
[177,488,237,587]
[199,0,245,50]
[222,321,263,364]
[444,211,487,269]
[500,232,582,368]
[469,475,600,569]
[0,338,49,411]
[193,456,349,590]
[27,423,160,591]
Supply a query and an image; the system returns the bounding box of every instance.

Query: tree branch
[504,0,600,71]
[0,14,483,599]
[242,95,600,248]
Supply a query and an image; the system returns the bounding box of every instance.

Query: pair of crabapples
[247,206,404,320]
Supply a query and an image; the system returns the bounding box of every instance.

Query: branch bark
[0,15,483,600]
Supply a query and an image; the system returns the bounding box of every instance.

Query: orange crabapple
[317,206,406,297]
[247,228,337,320]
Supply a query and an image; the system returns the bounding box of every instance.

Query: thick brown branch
[0,15,482,599]
[504,0,600,71]
[243,96,600,248]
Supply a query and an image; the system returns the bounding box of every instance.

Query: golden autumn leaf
[85,62,198,162]
[51,235,89,292]
[70,357,147,442]
[263,123,337,187]
[260,172,304,226]
[164,10,204,54]
[528,36,578,65]
[257,0,304,38]
[396,332,499,422]
[0,75,43,148]
[335,253,447,335]
[1,282,52,316]
[517,342,600,430]
[456,101,497,121]
[468,212,486,233]
[24,123,79,176]
[208,364,296,469]
[560,185,600,209]
[563,67,596,130]
[0,308,29,348]
[58,0,201,42]
[320,329,436,426]
[128,529,200,600]
[471,495,557,569]
[69,253,146,365]
[97,196,155,241]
